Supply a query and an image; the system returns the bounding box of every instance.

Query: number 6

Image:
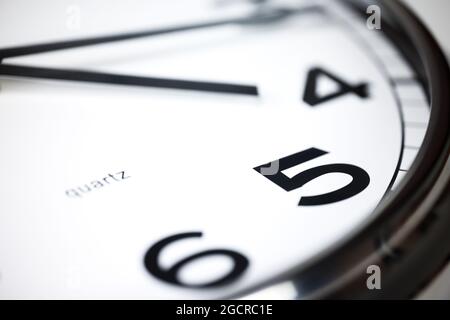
[144,232,249,288]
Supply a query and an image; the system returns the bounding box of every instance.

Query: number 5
[254,148,370,206]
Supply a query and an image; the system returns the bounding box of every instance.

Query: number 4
[303,67,369,106]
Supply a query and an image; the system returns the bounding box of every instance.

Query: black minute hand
[0,6,316,60]
[0,64,258,95]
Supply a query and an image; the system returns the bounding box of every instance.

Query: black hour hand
[0,64,258,96]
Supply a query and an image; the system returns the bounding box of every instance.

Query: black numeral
[144,232,249,288]
[303,67,369,106]
[254,148,370,206]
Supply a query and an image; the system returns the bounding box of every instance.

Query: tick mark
[391,77,419,86]
[405,122,428,128]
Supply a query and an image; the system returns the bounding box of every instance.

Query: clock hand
[0,6,319,60]
[0,63,258,95]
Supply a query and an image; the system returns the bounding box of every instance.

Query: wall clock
[0,0,448,299]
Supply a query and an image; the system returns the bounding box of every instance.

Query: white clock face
[0,0,431,298]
